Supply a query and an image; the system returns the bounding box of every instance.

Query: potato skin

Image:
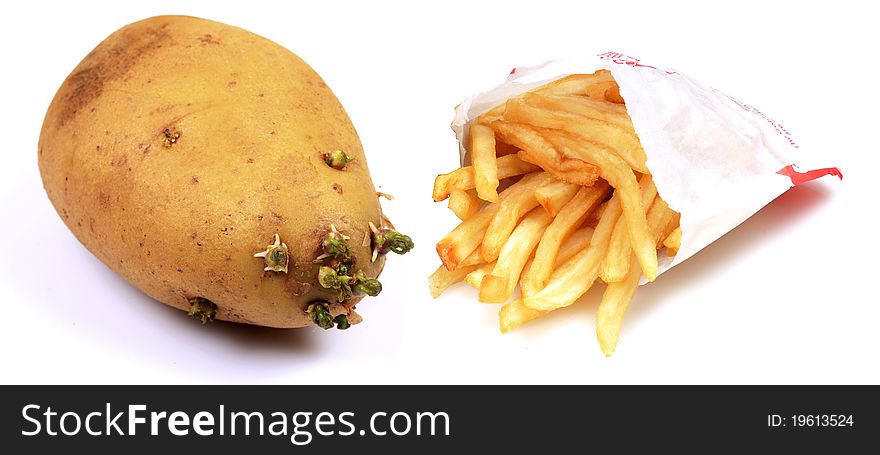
[38,16,385,328]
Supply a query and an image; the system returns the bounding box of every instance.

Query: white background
[1,0,877,384]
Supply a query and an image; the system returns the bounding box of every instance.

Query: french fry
[436,174,543,270]
[523,92,633,131]
[589,200,608,225]
[470,124,500,202]
[476,102,506,125]
[459,248,487,267]
[663,227,682,256]
[599,217,632,283]
[596,253,642,356]
[647,196,676,244]
[521,183,609,296]
[599,175,657,283]
[480,172,554,262]
[429,263,480,298]
[495,140,520,157]
[554,226,595,263]
[523,192,622,311]
[534,179,581,217]
[503,98,648,174]
[499,298,547,334]
[542,131,658,281]
[448,189,482,220]
[465,262,495,289]
[432,154,540,202]
[479,207,551,303]
[605,84,625,104]
[658,211,681,248]
[489,121,600,186]
[533,70,615,97]
[584,79,624,103]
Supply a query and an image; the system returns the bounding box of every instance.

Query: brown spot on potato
[284,280,312,297]
[332,183,343,194]
[246,157,254,164]
[197,34,220,45]
[190,176,199,184]
[227,80,237,88]
[110,153,128,167]
[270,212,285,223]
[98,192,111,209]
[55,25,172,127]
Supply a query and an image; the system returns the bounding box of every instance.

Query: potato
[37,16,412,329]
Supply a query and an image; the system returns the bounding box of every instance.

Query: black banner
[2,386,876,451]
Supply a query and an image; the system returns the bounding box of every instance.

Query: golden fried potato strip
[448,189,482,220]
[470,124,500,202]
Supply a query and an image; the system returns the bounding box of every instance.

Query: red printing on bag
[714,90,799,149]
[777,165,842,186]
[597,51,678,74]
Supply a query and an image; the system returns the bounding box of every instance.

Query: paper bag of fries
[430,52,841,355]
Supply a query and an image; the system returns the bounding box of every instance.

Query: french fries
[523,92,633,131]
[430,69,682,355]
[542,131,658,281]
[503,99,648,173]
[489,121,600,186]
[520,183,608,296]
[596,193,680,354]
[523,192,622,312]
[599,175,657,283]
[432,154,540,202]
[533,70,615,97]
